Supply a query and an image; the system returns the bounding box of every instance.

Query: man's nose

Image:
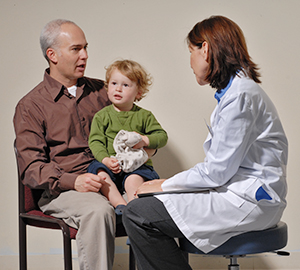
[80,48,88,59]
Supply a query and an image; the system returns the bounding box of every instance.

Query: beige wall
[1,0,300,269]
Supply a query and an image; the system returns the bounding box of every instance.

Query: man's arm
[14,100,78,196]
[14,100,106,195]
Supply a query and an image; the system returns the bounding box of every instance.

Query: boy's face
[107,69,142,111]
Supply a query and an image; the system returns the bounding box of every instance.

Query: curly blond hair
[105,59,152,101]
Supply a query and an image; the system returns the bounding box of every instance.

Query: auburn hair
[187,15,261,90]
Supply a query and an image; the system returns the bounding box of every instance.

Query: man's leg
[39,190,115,270]
[123,197,192,270]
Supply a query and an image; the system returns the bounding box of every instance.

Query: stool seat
[179,221,288,256]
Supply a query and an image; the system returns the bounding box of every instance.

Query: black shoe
[115,204,126,224]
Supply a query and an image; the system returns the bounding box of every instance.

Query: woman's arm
[136,179,166,195]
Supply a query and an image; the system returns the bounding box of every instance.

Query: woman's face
[189,43,209,86]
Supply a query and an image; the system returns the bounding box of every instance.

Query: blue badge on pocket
[255,186,272,201]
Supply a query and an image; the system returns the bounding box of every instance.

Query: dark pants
[87,160,159,192]
[122,197,192,270]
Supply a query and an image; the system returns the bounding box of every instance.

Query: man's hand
[102,157,121,174]
[74,173,104,192]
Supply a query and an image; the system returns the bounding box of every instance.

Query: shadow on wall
[152,144,185,179]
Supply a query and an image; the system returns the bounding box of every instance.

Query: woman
[122,15,288,270]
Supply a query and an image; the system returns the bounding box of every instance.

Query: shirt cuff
[59,172,77,191]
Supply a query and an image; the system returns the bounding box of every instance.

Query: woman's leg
[123,197,192,270]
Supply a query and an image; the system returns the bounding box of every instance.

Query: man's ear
[46,48,58,64]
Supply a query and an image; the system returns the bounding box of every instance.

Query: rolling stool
[179,221,289,270]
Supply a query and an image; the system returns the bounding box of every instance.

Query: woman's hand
[136,179,166,195]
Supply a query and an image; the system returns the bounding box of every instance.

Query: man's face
[49,23,88,87]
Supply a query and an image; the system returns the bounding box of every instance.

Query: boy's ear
[136,89,143,100]
[46,48,58,64]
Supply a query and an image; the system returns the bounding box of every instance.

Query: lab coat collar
[214,75,234,103]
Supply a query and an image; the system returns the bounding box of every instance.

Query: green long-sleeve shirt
[89,104,168,167]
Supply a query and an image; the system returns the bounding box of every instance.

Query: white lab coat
[157,72,288,253]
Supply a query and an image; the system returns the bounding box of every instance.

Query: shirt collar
[214,75,234,103]
[43,68,85,101]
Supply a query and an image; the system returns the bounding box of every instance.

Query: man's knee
[75,192,115,220]
[89,195,114,214]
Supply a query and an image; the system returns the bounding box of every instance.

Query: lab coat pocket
[218,187,246,208]
[221,177,259,208]
[244,178,277,204]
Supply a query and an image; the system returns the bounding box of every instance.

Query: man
[14,19,115,270]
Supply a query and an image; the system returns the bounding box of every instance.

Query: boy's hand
[102,157,121,174]
[132,134,149,149]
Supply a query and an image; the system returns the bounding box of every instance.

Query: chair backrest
[21,184,44,213]
[15,142,43,214]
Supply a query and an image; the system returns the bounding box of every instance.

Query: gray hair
[40,19,77,62]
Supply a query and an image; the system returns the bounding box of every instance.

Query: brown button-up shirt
[14,69,111,196]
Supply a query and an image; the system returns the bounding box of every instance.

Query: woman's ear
[202,41,209,62]
[46,48,58,64]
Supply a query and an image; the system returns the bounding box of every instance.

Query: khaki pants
[39,190,115,270]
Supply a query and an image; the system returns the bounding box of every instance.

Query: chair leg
[62,233,73,270]
[19,218,27,270]
[227,256,240,270]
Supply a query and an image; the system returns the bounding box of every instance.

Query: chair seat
[179,221,288,256]
[21,210,128,238]
[20,210,78,239]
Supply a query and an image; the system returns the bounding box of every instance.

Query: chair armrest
[20,212,71,237]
